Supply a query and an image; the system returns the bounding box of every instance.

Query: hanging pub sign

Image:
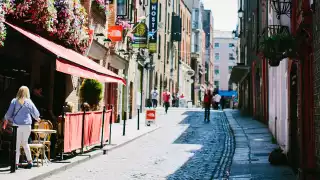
[148,0,158,53]
[117,0,127,18]
[132,22,148,48]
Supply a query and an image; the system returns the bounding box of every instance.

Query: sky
[202,0,238,31]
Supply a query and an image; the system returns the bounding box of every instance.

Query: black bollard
[81,109,86,154]
[101,106,106,148]
[109,106,113,145]
[60,105,66,160]
[123,115,126,136]
[137,109,140,130]
[10,126,18,173]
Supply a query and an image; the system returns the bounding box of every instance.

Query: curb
[30,126,161,180]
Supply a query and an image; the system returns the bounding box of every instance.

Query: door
[288,63,299,173]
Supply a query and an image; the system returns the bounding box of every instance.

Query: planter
[259,31,297,66]
[269,59,281,67]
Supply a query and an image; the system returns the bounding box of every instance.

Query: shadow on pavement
[166,111,232,180]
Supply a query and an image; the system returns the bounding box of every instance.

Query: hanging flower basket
[5,0,90,54]
[259,33,297,67]
[0,0,11,47]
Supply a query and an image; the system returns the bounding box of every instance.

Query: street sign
[145,109,156,126]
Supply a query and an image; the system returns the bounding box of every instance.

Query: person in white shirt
[151,87,159,108]
[213,93,221,110]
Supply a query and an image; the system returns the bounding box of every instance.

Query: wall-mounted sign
[148,0,158,53]
[117,0,127,17]
[107,25,123,42]
[132,22,148,48]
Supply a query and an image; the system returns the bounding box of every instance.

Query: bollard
[109,105,113,145]
[81,109,86,154]
[60,105,66,160]
[137,109,140,130]
[10,126,18,173]
[123,116,126,136]
[101,106,106,148]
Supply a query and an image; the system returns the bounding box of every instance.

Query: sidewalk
[224,109,296,180]
[0,111,161,180]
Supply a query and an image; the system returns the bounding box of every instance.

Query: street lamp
[238,8,244,18]
[232,30,235,38]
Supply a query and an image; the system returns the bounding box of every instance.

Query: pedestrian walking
[213,93,221,110]
[162,88,171,114]
[220,96,225,110]
[203,89,212,121]
[151,87,159,108]
[4,86,40,169]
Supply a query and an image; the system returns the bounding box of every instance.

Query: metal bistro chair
[32,120,53,161]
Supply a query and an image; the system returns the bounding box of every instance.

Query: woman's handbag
[0,105,23,135]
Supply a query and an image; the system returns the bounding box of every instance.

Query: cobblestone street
[45,109,234,180]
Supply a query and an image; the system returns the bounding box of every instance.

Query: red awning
[5,22,126,85]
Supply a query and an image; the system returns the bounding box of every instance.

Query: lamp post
[238,8,244,18]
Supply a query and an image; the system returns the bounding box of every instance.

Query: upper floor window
[215,53,220,60]
[214,65,219,75]
[229,43,235,47]
[214,81,219,87]
[229,53,234,60]
[159,3,162,22]
[214,43,219,47]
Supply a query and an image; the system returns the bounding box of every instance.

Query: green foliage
[259,33,297,61]
[79,79,103,111]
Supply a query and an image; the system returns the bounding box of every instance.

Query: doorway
[288,63,299,174]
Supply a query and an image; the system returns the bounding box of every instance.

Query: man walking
[151,87,159,108]
[162,88,171,114]
[213,93,221,110]
[203,90,212,122]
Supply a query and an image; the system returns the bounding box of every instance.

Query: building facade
[213,31,237,91]
[202,9,214,89]
[178,0,193,102]
[231,0,318,179]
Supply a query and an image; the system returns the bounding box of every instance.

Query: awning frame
[4,21,126,85]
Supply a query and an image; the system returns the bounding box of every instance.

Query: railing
[58,106,112,157]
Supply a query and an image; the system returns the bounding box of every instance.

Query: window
[215,53,220,60]
[214,81,219,87]
[159,4,162,22]
[167,13,170,32]
[229,53,234,60]
[214,65,219,75]
[229,43,235,47]
[214,43,219,47]
[158,35,161,55]
[228,66,233,73]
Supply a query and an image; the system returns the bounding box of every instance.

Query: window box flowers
[3,0,90,54]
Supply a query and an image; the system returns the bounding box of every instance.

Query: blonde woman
[5,86,40,169]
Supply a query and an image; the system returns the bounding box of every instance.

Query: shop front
[0,22,125,163]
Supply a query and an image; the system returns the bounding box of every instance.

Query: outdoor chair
[32,120,53,160]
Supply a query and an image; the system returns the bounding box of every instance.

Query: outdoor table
[31,129,57,165]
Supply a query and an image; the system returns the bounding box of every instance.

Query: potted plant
[259,33,297,67]
[79,79,103,111]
